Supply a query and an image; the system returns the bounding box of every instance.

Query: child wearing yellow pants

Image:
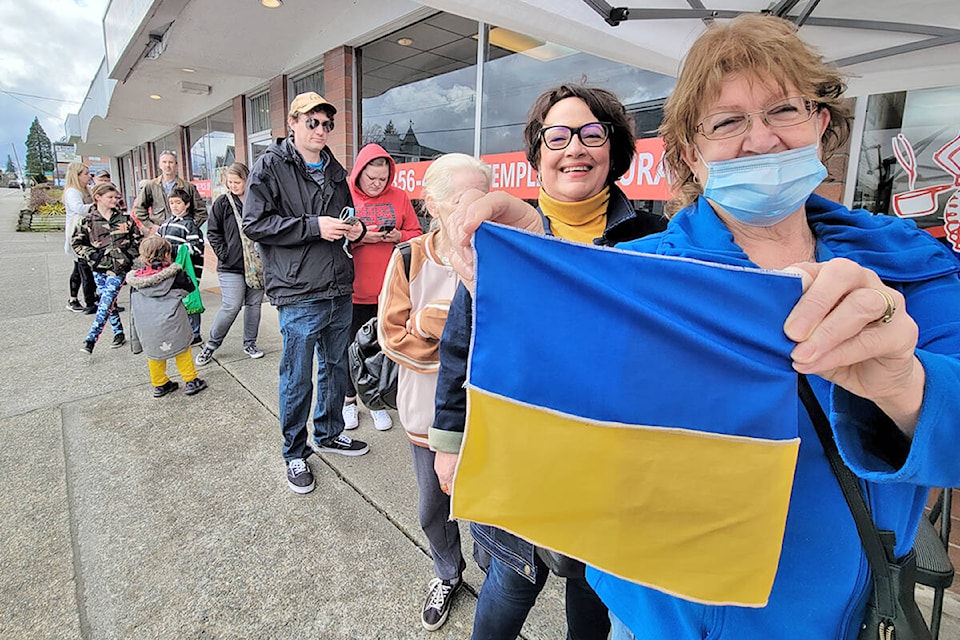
[127,236,208,397]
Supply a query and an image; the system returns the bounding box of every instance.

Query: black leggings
[69,259,97,306]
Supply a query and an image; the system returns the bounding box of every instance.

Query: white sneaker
[342,402,359,430]
[371,409,393,431]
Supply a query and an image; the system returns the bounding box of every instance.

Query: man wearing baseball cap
[243,92,369,494]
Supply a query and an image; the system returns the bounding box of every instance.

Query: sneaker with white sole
[371,409,393,431]
[195,345,215,366]
[243,345,264,359]
[318,434,368,456]
[342,402,359,430]
[421,577,460,631]
[286,458,315,494]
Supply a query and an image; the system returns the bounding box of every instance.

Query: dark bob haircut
[523,84,636,185]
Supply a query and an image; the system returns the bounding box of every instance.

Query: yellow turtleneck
[539,186,609,244]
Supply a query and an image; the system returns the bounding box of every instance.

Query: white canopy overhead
[427,0,960,96]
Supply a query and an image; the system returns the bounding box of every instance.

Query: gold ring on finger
[869,288,896,324]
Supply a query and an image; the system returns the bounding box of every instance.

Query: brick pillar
[269,75,289,142]
[145,142,157,179]
[176,126,190,180]
[233,94,248,167]
[324,46,355,172]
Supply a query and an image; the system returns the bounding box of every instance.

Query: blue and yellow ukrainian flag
[451,223,803,607]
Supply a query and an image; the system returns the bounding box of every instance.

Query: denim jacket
[430,185,665,582]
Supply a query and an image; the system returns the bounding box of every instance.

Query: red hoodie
[348,144,423,304]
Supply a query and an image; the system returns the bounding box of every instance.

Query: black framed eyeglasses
[539,122,611,150]
[304,116,335,133]
[695,96,816,140]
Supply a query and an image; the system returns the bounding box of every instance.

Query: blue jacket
[589,195,960,639]
[430,185,667,582]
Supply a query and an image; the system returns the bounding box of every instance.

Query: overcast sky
[0,0,109,174]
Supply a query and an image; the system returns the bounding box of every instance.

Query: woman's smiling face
[537,97,610,203]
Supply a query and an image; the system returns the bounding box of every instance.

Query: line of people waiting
[63,15,960,636]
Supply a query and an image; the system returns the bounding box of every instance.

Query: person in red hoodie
[344,143,423,431]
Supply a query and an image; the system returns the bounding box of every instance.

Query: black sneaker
[286,458,315,494]
[67,300,84,312]
[110,333,126,348]
[191,335,203,346]
[318,434,369,457]
[421,577,461,631]
[184,378,207,396]
[81,339,95,354]
[114,305,125,312]
[83,305,97,315]
[153,380,179,398]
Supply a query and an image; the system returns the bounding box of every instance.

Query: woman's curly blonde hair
[659,14,852,215]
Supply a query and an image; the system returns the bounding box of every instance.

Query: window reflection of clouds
[362,67,478,157]
[359,14,676,160]
[481,50,676,155]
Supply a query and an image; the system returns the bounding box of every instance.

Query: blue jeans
[86,273,124,342]
[472,554,610,640]
[277,295,352,461]
[188,311,201,340]
[208,272,264,349]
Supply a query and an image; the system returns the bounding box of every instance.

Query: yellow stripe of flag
[452,388,800,607]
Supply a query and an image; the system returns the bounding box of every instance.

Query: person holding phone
[342,143,423,432]
[243,92,368,495]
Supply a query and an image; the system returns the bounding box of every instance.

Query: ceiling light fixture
[149,94,162,100]
[260,0,282,7]
[178,80,211,96]
[397,37,414,46]
[115,128,124,132]
[180,67,195,73]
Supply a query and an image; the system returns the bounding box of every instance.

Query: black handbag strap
[797,374,897,617]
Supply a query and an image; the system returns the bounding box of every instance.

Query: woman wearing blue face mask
[443,14,960,640]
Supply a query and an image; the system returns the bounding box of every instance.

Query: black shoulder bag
[798,374,931,640]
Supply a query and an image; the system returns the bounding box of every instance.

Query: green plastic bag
[174,243,205,314]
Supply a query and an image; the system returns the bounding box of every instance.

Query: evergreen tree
[24,118,54,184]
[4,155,14,174]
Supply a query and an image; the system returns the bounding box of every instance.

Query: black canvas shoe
[286,458,315,494]
[191,335,203,345]
[81,339,95,354]
[83,305,97,315]
[318,434,369,457]
[421,577,460,631]
[153,380,179,398]
[67,300,84,312]
[110,333,126,348]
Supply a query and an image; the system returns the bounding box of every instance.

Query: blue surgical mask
[699,144,827,227]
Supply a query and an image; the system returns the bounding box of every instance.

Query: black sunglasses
[304,116,335,132]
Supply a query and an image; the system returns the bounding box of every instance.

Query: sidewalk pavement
[1,189,957,639]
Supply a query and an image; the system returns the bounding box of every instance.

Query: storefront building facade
[67,1,960,256]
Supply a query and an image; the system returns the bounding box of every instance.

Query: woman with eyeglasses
[441,15,960,640]
[429,84,666,640]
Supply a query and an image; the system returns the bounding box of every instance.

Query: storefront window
[479,27,674,155]
[360,13,480,160]
[293,67,324,96]
[853,85,960,253]
[187,106,235,202]
[249,92,270,136]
